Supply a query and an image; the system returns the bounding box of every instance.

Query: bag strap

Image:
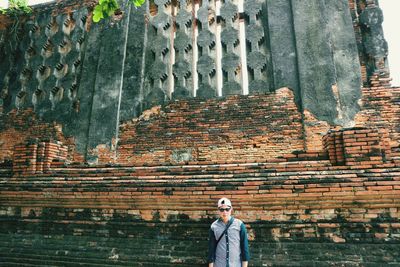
[216,218,234,246]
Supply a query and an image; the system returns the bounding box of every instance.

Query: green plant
[92,0,146,22]
[1,0,32,46]
[1,0,32,19]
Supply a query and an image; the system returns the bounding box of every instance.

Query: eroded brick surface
[355,87,400,158]
[0,162,400,265]
[116,88,304,166]
[0,109,82,163]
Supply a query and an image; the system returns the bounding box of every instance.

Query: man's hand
[208,263,214,267]
[242,261,248,267]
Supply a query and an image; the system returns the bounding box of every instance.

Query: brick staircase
[1,160,399,266]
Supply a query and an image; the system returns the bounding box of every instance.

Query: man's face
[218,204,232,221]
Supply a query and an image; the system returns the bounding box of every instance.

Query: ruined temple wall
[1,2,399,266]
[0,0,375,162]
[2,86,400,166]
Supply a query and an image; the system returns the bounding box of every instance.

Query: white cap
[217,197,232,208]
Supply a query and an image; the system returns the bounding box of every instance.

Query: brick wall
[113,86,400,166]
[303,86,400,153]
[12,140,68,175]
[355,87,400,158]
[0,162,399,265]
[115,88,304,166]
[323,127,392,167]
[2,87,400,167]
[0,109,82,163]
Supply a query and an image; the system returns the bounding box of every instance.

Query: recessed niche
[50,86,64,106]
[69,83,78,99]
[29,24,40,37]
[63,17,76,35]
[25,46,36,60]
[54,63,68,79]
[72,59,81,74]
[72,99,80,112]
[20,67,33,84]
[76,36,85,51]
[58,39,72,55]
[34,88,44,96]
[41,39,54,58]
[36,65,51,81]
[3,72,10,84]
[32,88,45,105]
[45,20,59,37]
[15,91,27,108]
[80,15,88,30]
[0,86,8,100]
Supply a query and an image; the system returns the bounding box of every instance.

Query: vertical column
[265,0,299,102]
[291,0,362,125]
[196,0,218,98]
[144,0,171,106]
[215,0,223,96]
[245,0,271,94]
[16,22,36,110]
[119,4,147,120]
[85,2,133,163]
[334,132,345,165]
[168,3,176,97]
[36,15,58,110]
[192,2,200,96]
[324,0,362,126]
[50,14,75,109]
[29,22,42,108]
[238,0,248,95]
[69,12,89,112]
[18,22,36,110]
[220,0,241,95]
[291,0,338,122]
[172,0,194,99]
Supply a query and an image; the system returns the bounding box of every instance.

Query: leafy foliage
[92,0,146,22]
[0,0,32,50]
[0,0,32,16]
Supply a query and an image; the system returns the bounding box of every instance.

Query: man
[208,197,250,267]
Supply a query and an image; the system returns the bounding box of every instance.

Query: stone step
[2,167,400,182]
[7,160,400,180]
